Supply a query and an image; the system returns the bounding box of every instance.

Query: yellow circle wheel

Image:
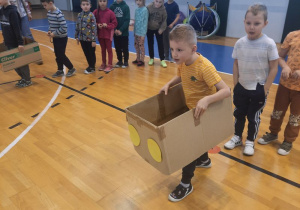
[147,139,162,162]
[128,124,141,146]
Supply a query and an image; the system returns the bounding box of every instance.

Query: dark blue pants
[181,152,209,184]
[233,83,267,141]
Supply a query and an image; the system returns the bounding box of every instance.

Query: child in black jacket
[0,0,32,87]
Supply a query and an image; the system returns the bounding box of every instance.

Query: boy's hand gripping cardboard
[0,37,42,72]
[126,84,234,175]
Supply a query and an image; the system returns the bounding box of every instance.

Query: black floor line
[219,151,300,188]
[66,95,74,99]
[44,76,125,113]
[42,76,299,189]
[0,76,35,86]
[51,103,60,108]
[31,113,39,118]
[9,122,22,129]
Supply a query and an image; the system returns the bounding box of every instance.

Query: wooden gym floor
[0,9,299,210]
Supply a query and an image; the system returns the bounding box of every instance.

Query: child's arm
[278,47,291,80]
[89,13,97,46]
[10,11,24,51]
[169,13,180,28]
[106,12,117,30]
[159,76,181,95]
[194,80,231,119]
[158,9,167,34]
[74,13,80,43]
[52,11,67,37]
[118,6,130,34]
[264,59,278,95]
[232,59,239,87]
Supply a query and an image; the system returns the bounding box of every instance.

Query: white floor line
[0,44,66,159]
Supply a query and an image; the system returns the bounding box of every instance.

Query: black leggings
[147,29,165,61]
[53,36,73,70]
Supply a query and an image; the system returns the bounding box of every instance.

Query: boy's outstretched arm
[194,80,231,119]
[232,59,239,87]
[264,59,278,95]
[159,76,181,95]
[278,48,291,80]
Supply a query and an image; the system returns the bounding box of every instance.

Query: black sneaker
[137,61,145,66]
[122,62,128,68]
[15,79,25,87]
[196,158,212,168]
[84,67,95,74]
[18,80,32,88]
[132,60,138,64]
[168,184,193,202]
[66,68,76,77]
[114,61,123,68]
[52,70,64,78]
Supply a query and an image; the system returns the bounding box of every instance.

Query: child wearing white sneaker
[258,30,300,156]
[224,3,278,155]
[160,24,230,202]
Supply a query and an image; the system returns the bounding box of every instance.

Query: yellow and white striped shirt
[177,53,222,109]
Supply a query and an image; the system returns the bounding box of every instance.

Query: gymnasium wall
[226,0,289,43]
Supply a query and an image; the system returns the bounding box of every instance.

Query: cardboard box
[0,38,42,72]
[126,84,234,175]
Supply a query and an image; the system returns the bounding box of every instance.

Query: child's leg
[121,36,129,63]
[181,160,197,185]
[105,39,113,66]
[269,84,290,136]
[134,35,140,61]
[89,43,96,69]
[246,84,267,141]
[140,36,145,62]
[154,30,165,61]
[283,88,300,143]
[53,37,74,70]
[99,38,107,65]
[80,40,91,67]
[113,35,123,63]
[147,29,155,59]
[233,83,249,137]
[163,27,171,60]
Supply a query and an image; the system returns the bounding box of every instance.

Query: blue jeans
[21,16,34,40]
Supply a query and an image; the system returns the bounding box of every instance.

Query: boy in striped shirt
[41,0,76,78]
[160,24,230,202]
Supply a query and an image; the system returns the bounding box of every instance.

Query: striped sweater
[47,8,67,38]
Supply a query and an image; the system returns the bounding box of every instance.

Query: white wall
[30,0,41,5]
[127,0,211,19]
[226,0,289,43]
[55,0,71,11]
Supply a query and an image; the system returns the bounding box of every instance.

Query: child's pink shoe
[98,64,106,71]
[104,65,113,72]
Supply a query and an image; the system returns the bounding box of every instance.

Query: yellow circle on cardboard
[128,124,140,146]
[147,139,162,162]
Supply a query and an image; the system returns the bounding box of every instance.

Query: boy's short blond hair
[81,0,91,3]
[169,24,197,46]
[245,3,268,21]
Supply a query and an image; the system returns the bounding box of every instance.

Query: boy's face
[244,11,268,40]
[136,0,143,7]
[99,0,107,9]
[0,0,9,7]
[42,2,54,11]
[154,0,163,8]
[81,1,91,12]
[170,40,196,65]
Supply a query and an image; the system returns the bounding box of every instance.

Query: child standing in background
[75,0,97,74]
[163,0,180,62]
[0,0,32,87]
[132,0,148,67]
[147,0,167,68]
[258,30,300,156]
[224,3,278,156]
[93,0,117,72]
[109,0,130,68]
[41,0,76,78]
